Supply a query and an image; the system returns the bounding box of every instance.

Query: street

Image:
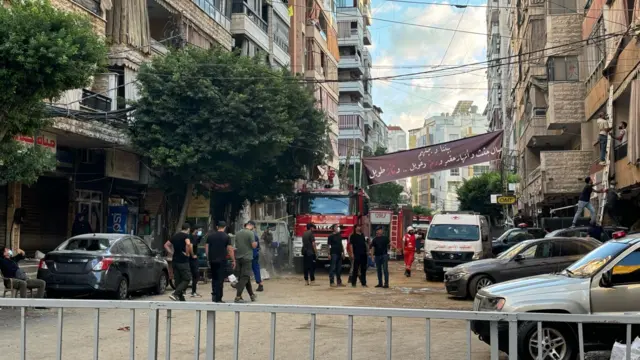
[0,262,610,360]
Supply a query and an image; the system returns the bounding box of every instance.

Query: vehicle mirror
[600,269,613,288]
[514,254,525,261]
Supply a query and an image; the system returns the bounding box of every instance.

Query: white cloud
[371,3,489,134]
[372,2,401,15]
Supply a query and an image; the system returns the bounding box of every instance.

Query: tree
[412,205,433,216]
[0,0,107,184]
[130,47,329,227]
[456,171,518,219]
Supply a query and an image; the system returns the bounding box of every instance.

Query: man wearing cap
[205,221,234,303]
[233,221,258,303]
[403,227,417,277]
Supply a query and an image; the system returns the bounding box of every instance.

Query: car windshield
[300,195,351,215]
[563,241,628,277]
[497,241,532,259]
[57,238,112,251]
[494,229,515,242]
[427,224,479,241]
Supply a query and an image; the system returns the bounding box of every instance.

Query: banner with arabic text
[364,130,503,185]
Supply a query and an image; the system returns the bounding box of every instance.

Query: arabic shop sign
[14,133,57,153]
[363,131,504,185]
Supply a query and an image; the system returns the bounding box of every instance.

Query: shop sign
[107,206,128,234]
[370,211,391,224]
[187,192,210,218]
[497,195,517,205]
[14,132,57,153]
[106,149,140,182]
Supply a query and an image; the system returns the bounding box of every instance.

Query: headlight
[483,297,506,311]
[445,272,465,281]
[472,251,482,260]
[424,251,433,259]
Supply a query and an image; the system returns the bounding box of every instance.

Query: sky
[367,0,489,134]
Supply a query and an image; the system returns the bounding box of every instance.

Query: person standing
[301,223,317,285]
[205,221,234,303]
[328,224,345,287]
[571,177,607,227]
[164,223,193,301]
[188,225,204,298]
[604,181,621,226]
[370,227,390,288]
[233,221,258,303]
[596,112,612,165]
[348,224,368,288]
[403,227,416,277]
[252,229,264,292]
[71,210,93,236]
[261,227,275,274]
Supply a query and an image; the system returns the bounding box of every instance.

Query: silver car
[471,233,640,360]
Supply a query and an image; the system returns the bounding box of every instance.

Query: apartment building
[230,0,291,68]
[424,102,489,212]
[582,0,640,227]
[510,0,592,216]
[386,125,408,191]
[486,0,514,169]
[3,0,235,251]
[289,0,341,175]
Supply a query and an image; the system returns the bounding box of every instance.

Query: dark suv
[492,227,546,255]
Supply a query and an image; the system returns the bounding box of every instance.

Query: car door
[554,240,595,271]
[591,247,640,314]
[503,242,555,281]
[131,237,154,288]
[119,237,143,290]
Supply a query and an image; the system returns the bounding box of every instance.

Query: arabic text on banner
[363,131,504,185]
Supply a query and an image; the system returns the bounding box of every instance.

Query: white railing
[1,298,640,360]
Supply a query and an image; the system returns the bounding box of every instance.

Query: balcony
[272,1,290,25]
[363,92,372,108]
[521,113,566,148]
[547,81,584,131]
[150,39,168,56]
[363,27,371,45]
[338,101,365,118]
[80,89,112,113]
[339,79,365,96]
[231,2,269,51]
[338,27,363,48]
[190,0,231,32]
[273,35,290,68]
[338,55,364,74]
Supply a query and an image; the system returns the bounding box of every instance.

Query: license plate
[443,267,452,272]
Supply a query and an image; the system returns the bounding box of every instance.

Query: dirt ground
[0,261,608,360]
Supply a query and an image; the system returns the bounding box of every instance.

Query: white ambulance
[423,212,491,281]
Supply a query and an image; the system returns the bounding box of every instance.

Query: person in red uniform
[403,226,417,277]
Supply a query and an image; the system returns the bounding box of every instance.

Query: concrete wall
[545,14,582,56]
[548,82,585,128]
[541,150,591,193]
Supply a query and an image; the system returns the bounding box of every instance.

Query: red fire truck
[369,206,413,257]
[291,185,370,272]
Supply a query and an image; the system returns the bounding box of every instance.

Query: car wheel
[517,321,576,360]
[115,278,129,300]
[469,275,494,298]
[155,271,168,294]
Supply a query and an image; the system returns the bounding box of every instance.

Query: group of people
[300,223,419,288]
[165,220,269,303]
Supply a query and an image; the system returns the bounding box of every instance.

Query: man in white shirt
[596,112,611,165]
[610,121,628,146]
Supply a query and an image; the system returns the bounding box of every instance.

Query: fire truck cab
[291,186,370,273]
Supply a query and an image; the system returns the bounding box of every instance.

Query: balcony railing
[81,89,112,112]
[614,143,628,161]
[73,0,102,17]
[232,2,268,33]
[274,35,289,52]
[192,0,231,31]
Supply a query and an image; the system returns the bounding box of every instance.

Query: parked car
[445,237,600,298]
[491,227,547,255]
[37,234,169,300]
[545,226,627,242]
[471,231,639,360]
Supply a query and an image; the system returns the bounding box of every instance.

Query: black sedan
[491,227,546,255]
[444,237,601,298]
[37,234,169,299]
[545,226,628,242]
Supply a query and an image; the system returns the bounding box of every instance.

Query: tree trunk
[176,183,193,231]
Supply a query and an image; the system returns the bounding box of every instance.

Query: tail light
[38,259,48,270]
[92,258,114,271]
[612,231,626,239]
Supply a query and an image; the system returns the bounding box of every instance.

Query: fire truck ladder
[390,214,399,260]
[597,86,614,225]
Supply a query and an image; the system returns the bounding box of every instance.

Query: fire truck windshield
[299,195,351,215]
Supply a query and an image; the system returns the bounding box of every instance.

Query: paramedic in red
[403,226,417,277]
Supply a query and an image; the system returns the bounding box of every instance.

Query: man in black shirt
[572,177,606,227]
[206,221,234,303]
[301,223,317,285]
[189,225,204,298]
[164,223,192,301]
[328,224,345,287]
[348,224,368,287]
[604,181,620,226]
[370,227,390,288]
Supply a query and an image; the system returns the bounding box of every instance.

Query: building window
[450,168,460,176]
[429,177,435,188]
[585,17,605,91]
[547,56,579,82]
[548,0,577,14]
[473,165,490,175]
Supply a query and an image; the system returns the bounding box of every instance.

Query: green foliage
[456,171,507,218]
[0,142,56,185]
[0,0,107,184]
[369,181,404,206]
[130,47,329,205]
[412,205,434,216]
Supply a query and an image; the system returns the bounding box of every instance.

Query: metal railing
[2,298,640,360]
